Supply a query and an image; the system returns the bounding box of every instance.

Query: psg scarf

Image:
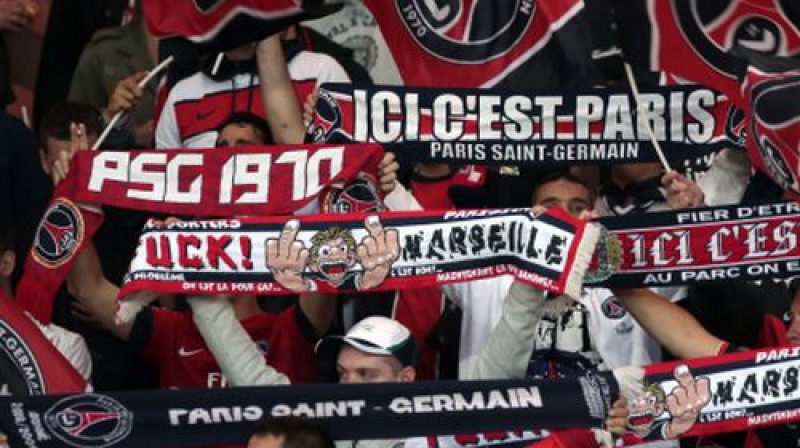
[307,83,730,166]
[118,208,598,301]
[0,292,88,396]
[588,200,800,288]
[362,0,584,87]
[13,185,104,324]
[611,0,800,106]
[5,347,800,447]
[0,376,616,448]
[70,144,383,217]
[144,0,343,51]
[622,347,800,441]
[12,144,383,324]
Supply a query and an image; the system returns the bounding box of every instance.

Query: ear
[0,249,15,279]
[397,366,416,383]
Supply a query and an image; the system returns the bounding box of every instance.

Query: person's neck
[230,294,261,320]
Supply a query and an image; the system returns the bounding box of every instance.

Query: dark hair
[39,101,103,143]
[530,170,594,203]
[216,112,273,145]
[250,417,334,448]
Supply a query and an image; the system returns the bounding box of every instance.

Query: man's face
[247,434,283,448]
[786,293,800,345]
[216,123,263,147]
[532,178,593,218]
[310,237,356,284]
[627,391,666,437]
[336,346,406,384]
[42,135,98,175]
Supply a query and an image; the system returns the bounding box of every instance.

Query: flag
[361,0,587,88]
[742,63,800,196]
[612,0,800,106]
[14,180,104,324]
[0,292,88,395]
[143,0,343,52]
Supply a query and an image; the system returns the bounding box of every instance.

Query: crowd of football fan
[1,1,799,447]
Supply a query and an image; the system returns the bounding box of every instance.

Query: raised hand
[664,365,711,438]
[663,171,705,210]
[356,215,399,290]
[378,152,399,194]
[106,71,147,118]
[266,219,311,292]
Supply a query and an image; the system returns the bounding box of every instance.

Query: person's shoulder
[86,24,131,49]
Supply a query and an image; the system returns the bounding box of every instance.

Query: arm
[299,292,336,337]
[464,281,552,380]
[614,287,725,359]
[256,34,305,144]
[187,296,290,386]
[66,241,134,341]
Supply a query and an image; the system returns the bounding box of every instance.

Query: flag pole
[623,62,672,173]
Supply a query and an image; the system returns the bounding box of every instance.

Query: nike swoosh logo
[738,32,776,53]
[178,347,205,357]
[196,110,214,121]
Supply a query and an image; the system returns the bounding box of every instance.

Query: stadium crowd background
[1,0,799,447]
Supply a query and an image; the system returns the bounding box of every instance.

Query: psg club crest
[32,198,84,269]
[583,224,623,284]
[321,176,386,214]
[44,394,133,448]
[395,0,536,63]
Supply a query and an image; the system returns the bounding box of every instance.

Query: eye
[319,247,330,256]
[339,244,348,252]
[647,396,656,406]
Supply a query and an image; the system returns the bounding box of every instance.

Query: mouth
[321,262,348,276]
[627,412,654,431]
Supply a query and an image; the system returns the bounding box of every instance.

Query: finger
[674,364,696,389]
[266,239,279,263]
[132,71,149,83]
[661,171,681,187]
[77,123,88,153]
[364,215,384,239]
[279,219,300,257]
[356,244,373,270]
[384,229,399,261]
[695,377,711,404]
[297,247,310,268]
[666,393,679,414]
[362,235,378,261]
[289,241,304,264]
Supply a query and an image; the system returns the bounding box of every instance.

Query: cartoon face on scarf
[309,228,357,285]
[627,383,667,437]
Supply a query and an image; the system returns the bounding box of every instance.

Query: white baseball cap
[316,316,417,367]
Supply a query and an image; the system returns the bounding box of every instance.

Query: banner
[5,347,800,447]
[12,144,383,324]
[612,0,800,107]
[307,83,730,166]
[625,347,800,441]
[742,65,800,197]
[0,376,615,448]
[143,0,342,51]
[0,292,88,397]
[588,200,800,288]
[70,144,383,217]
[362,0,584,87]
[14,189,104,324]
[118,208,597,300]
